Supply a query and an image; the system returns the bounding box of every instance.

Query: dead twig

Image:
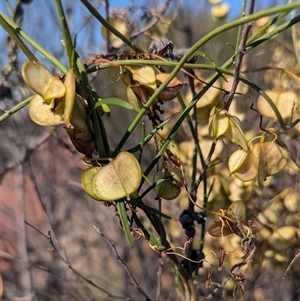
[24,221,142,301]
[93,225,154,301]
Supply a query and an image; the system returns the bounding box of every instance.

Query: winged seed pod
[123,67,186,111]
[251,140,290,186]
[81,166,102,200]
[223,115,248,151]
[125,66,157,89]
[210,109,248,150]
[90,152,142,201]
[22,61,67,106]
[22,61,90,130]
[209,108,229,138]
[228,149,257,181]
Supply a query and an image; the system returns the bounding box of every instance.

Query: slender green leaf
[132,212,165,250]
[126,119,169,153]
[0,13,68,73]
[117,201,133,247]
[54,0,73,69]
[94,98,133,110]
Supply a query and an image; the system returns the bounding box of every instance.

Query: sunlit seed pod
[92,152,142,201]
[81,166,102,201]
[252,141,290,177]
[126,66,157,89]
[22,62,77,127]
[28,94,65,126]
[228,149,257,181]
[223,114,248,151]
[22,61,66,104]
[209,109,229,139]
[156,73,187,101]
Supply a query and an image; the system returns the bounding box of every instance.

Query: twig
[192,139,218,193]
[224,0,255,111]
[93,225,154,301]
[24,221,139,300]
[283,250,300,279]
[155,258,163,301]
[204,217,256,301]
[104,0,111,53]
[185,67,201,267]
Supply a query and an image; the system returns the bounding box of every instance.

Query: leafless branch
[93,225,154,301]
[24,221,141,301]
[224,0,255,111]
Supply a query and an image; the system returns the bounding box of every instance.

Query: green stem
[54,0,73,69]
[247,10,291,44]
[113,3,300,154]
[0,13,68,74]
[76,57,109,158]
[0,14,37,61]
[0,97,32,123]
[290,1,300,66]
[143,11,300,178]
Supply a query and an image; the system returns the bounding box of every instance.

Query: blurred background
[1,0,299,300]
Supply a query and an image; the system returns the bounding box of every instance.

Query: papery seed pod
[228,149,257,181]
[251,140,290,186]
[209,109,229,139]
[252,141,290,177]
[224,115,248,151]
[126,65,157,89]
[92,152,142,201]
[81,166,102,200]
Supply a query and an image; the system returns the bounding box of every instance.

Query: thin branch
[204,219,256,300]
[155,258,163,301]
[24,221,139,301]
[283,250,300,279]
[104,0,111,53]
[93,225,154,301]
[224,0,255,111]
